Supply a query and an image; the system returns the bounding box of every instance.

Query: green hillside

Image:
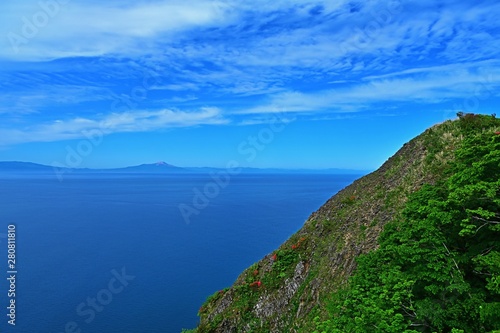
[185,113,500,333]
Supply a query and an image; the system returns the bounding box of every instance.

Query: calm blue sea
[0,173,360,333]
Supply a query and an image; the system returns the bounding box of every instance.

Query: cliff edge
[190,114,500,333]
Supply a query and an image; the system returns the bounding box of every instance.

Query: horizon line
[0,160,372,172]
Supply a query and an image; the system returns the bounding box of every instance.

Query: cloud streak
[0,107,227,146]
[236,63,500,114]
[1,0,229,60]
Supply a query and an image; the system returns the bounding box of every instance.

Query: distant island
[0,161,369,175]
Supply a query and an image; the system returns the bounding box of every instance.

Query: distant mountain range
[102,161,187,173]
[0,161,369,175]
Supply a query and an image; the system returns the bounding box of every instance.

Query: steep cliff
[191,114,500,333]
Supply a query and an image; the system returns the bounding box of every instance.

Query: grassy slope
[191,116,499,333]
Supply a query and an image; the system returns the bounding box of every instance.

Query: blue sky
[1,0,499,170]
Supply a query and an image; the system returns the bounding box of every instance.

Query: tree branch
[471,215,500,224]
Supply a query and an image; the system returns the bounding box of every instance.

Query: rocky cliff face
[194,119,467,332]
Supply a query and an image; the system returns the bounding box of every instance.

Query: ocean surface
[0,173,360,333]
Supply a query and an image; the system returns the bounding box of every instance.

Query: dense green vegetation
[315,114,500,333]
[189,113,499,333]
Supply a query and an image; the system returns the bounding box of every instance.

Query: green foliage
[457,112,500,134]
[316,115,500,332]
[341,195,358,205]
[195,114,500,333]
[261,247,301,289]
[274,249,300,276]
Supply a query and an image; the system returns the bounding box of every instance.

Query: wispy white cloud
[0,84,112,116]
[0,107,227,146]
[2,0,499,69]
[1,0,229,60]
[129,0,500,101]
[362,60,500,81]
[236,64,500,114]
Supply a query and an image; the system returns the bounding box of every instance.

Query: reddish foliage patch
[249,280,262,288]
[291,236,307,250]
